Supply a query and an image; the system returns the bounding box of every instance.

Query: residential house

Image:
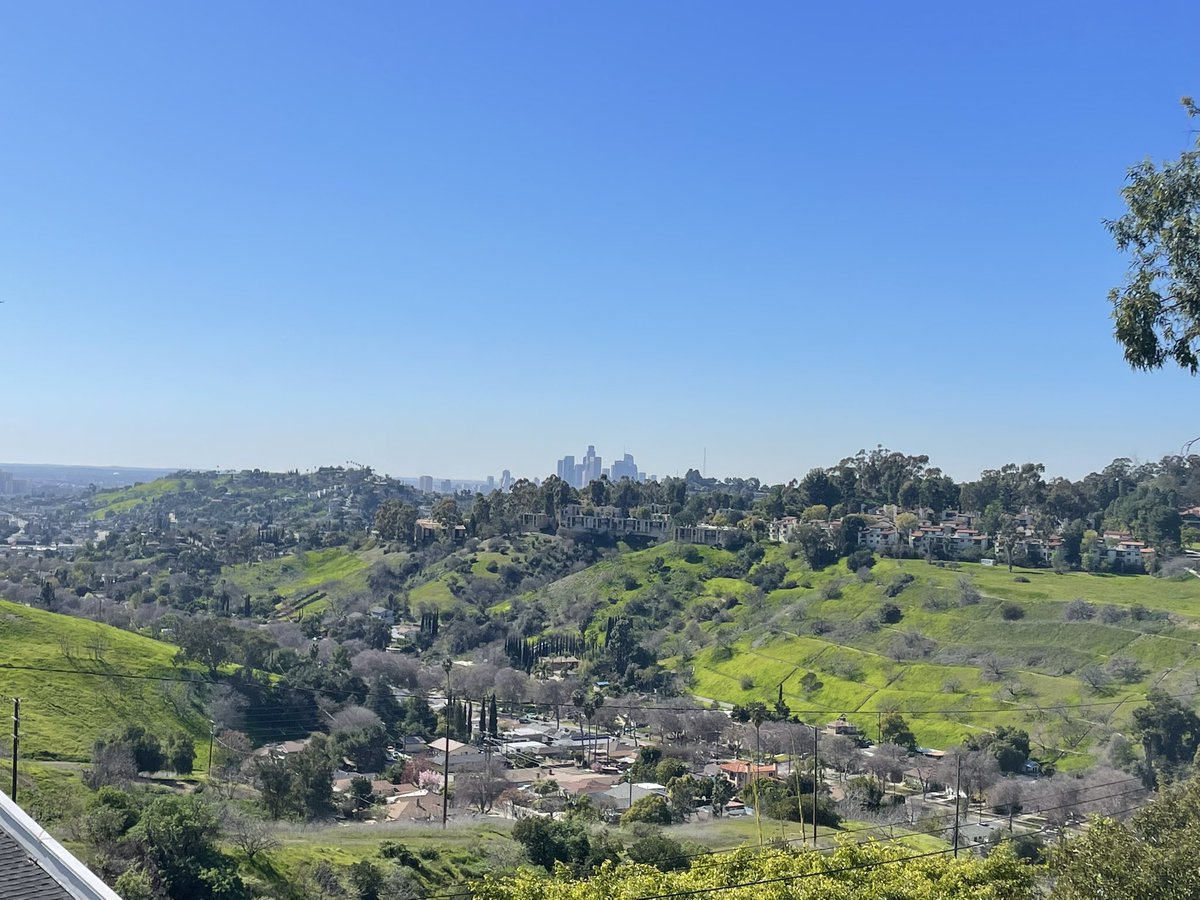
[413,518,467,544]
[557,505,671,539]
[858,521,901,552]
[769,517,799,543]
[718,760,777,789]
[384,786,444,823]
[823,716,863,739]
[595,781,668,813]
[544,655,581,676]
[0,789,122,900]
[910,523,990,557]
[674,524,739,547]
[426,737,489,772]
[519,512,553,531]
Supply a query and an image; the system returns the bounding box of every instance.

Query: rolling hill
[0,599,211,764]
[519,540,1200,767]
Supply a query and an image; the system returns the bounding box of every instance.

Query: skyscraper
[611,453,639,481]
[582,445,602,485]
[557,455,575,485]
[418,475,434,493]
[555,445,644,487]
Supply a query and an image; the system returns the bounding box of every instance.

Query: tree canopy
[1107,98,1200,373]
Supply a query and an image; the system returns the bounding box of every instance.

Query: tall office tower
[500,469,513,491]
[486,475,495,491]
[558,455,575,485]
[418,475,434,493]
[440,479,453,494]
[611,453,638,481]
[582,445,602,484]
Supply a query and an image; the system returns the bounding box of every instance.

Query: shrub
[884,573,915,598]
[739,675,755,691]
[819,580,845,601]
[623,795,672,826]
[888,631,935,660]
[955,577,980,606]
[826,656,864,680]
[1063,599,1095,621]
[923,591,951,612]
[846,550,876,572]
[1013,575,1030,583]
[878,603,902,625]
[1106,656,1145,683]
[999,602,1024,620]
[627,832,690,872]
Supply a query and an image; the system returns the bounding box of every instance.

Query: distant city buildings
[555,446,644,488]
[418,475,434,493]
[0,470,32,496]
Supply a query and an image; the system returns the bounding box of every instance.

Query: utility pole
[811,725,819,848]
[441,658,452,830]
[953,754,962,858]
[10,698,19,801]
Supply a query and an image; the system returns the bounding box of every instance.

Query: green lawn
[0,600,211,764]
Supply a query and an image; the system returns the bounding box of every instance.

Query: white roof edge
[0,790,123,900]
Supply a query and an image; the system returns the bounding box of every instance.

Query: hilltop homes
[767,507,1163,572]
[522,504,740,547]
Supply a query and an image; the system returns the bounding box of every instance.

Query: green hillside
[89,476,190,519]
[223,547,376,616]
[0,599,210,763]
[525,542,1200,766]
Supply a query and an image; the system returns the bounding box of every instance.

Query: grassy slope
[691,558,1200,760]
[249,815,943,896]
[89,477,188,519]
[0,599,210,763]
[223,547,376,616]
[526,543,1200,765]
[242,821,519,896]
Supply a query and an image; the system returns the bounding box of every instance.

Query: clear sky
[2,2,1197,485]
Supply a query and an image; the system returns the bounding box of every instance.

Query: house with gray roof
[0,790,121,899]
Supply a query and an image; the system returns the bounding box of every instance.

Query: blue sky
[1,1,1197,484]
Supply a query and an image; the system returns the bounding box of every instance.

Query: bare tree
[83,742,137,790]
[226,814,279,862]
[1077,664,1115,695]
[493,668,528,713]
[329,706,382,735]
[822,734,861,781]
